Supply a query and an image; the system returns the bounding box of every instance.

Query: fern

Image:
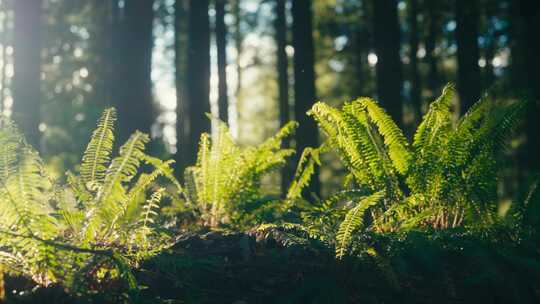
[286,145,323,202]
[140,188,164,231]
[0,108,178,294]
[298,84,525,257]
[335,191,384,259]
[0,118,21,181]
[185,120,296,229]
[80,108,116,187]
[360,98,411,174]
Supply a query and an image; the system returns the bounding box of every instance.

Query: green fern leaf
[80,108,116,187]
[360,98,411,174]
[335,191,384,259]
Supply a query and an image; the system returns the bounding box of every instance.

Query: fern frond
[309,102,379,189]
[187,119,296,228]
[360,98,411,174]
[194,133,211,208]
[139,188,164,231]
[0,118,22,181]
[85,131,149,243]
[259,121,298,151]
[286,146,322,201]
[141,155,183,194]
[0,109,175,295]
[335,191,384,259]
[101,131,149,198]
[413,84,454,151]
[342,101,395,189]
[80,108,116,187]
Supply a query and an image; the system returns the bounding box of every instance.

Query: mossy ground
[3,229,540,303]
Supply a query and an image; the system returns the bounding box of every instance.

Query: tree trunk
[113,0,155,143]
[275,0,291,195]
[455,0,481,113]
[186,0,211,166]
[12,0,42,149]
[352,0,368,98]
[175,0,190,174]
[216,0,229,124]
[372,0,403,125]
[408,0,421,122]
[514,0,540,173]
[482,1,497,89]
[425,0,440,103]
[292,0,319,198]
[89,0,118,108]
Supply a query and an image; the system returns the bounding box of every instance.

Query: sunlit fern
[184,119,297,229]
[0,108,180,293]
[291,84,525,257]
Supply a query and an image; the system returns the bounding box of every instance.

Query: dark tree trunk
[482,1,497,89]
[12,0,42,149]
[216,0,229,124]
[352,0,368,98]
[514,0,540,172]
[90,0,119,108]
[425,0,440,103]
[113,0,155,143]
[455,0,481,113]
[175,0,190,174]
[186,0,211,166]
[275,0,291,195]
[372,0,403,125]
[408,0,422,122]
[292,0,319,198]
[89,0,116,107]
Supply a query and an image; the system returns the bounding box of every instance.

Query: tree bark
[514,0,540,173]
[425,0,440,102]
[175,0,190,174]
[352,0,369,98]
[408,0,422,122]
[12,0,43,149]
[216,0,229,124]
[275,0,291,195]
[88,0,117,109]
[292,0,319,198]
[112,0,155,143]
[186,0,211,166]
[455,0,481,113]
[482,1,497,89]
[372,0,403,125]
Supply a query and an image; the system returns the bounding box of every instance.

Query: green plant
[0,108,179,293]
[183,120,297,229]
[292,84,524,258]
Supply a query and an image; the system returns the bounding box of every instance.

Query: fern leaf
[413,84,454,150]
[140,188,164,231]
[85,131,149,243]
[0,118,22,181]
[286,146,322,201]
[102,131,149,197]
[80,108,116,186]
[335,191,384,259]
[360,98,411,174]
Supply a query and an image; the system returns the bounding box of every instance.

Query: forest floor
[3,229,540,303]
